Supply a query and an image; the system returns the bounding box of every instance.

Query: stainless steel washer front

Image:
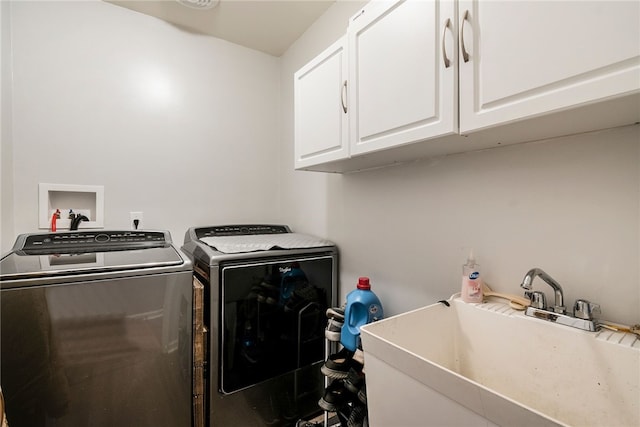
[0,230,203,427]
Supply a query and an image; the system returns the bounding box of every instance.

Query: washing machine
[181,225,338,426]
[0,230,204,427]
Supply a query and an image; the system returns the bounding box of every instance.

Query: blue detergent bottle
[340,277,383,351]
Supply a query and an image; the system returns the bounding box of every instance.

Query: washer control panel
[20,231,168,253]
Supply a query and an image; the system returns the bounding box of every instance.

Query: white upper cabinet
[348,0,456,155]
[294,36,348,170]
[293,0,640,173]
[458,0,640,133]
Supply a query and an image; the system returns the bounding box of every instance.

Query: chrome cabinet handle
[442,18,452,68]
[341,80,347,113]
[460,9,470,63]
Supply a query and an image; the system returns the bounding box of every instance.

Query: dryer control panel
[195,224,290,239]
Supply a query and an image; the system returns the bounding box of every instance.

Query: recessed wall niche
[38,183,104,230]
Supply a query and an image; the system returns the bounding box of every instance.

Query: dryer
[181,225,338,426]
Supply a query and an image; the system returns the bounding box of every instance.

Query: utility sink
[360,297,640,427]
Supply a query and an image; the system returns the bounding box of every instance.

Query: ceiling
[106,0,336,56]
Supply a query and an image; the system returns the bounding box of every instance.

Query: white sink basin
[360,297,640,427]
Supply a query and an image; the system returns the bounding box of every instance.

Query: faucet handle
[526,291,547,309]
[574,299,601,320]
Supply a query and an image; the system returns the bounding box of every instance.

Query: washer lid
[1,230,185,281]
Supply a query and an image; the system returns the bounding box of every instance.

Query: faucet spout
[520,268,565,314]
[70,215,89,231]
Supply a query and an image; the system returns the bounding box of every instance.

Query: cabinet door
[348,0,457,156]
[294,36,349,170]
[459,0,640,134]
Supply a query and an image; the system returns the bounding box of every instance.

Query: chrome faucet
[519,268,601,332]
[520,267,565,314]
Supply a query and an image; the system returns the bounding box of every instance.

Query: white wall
[280,2,640,326]
[279,0,367,239]
[5,0,281,251]
[1,1,15,254]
